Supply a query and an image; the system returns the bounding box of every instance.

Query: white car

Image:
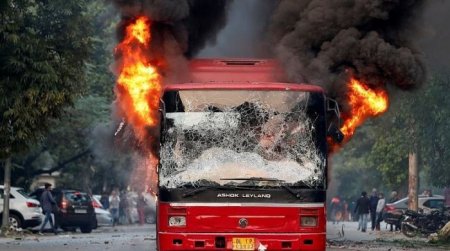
[92,195,113,227]
[0,185,43,230]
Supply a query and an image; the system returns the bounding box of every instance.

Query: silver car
[0,185,43,230]
[92,195,113,227]
[385,195,445,214]
[384,195,445,226]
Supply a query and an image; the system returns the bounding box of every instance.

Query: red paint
[157,58,327,251]
[158,202,325,251]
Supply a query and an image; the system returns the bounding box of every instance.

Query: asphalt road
[0,222,447,251]
[0,225,156,251]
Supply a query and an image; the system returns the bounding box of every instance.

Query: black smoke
[270,0,427,105]
[110,0,232,59]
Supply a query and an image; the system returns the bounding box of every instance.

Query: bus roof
[164,59,324,93]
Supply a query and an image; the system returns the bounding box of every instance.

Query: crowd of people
[100,188,155,226]
[329,189,405,232]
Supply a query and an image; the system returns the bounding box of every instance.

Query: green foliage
[84,1,117,100]
[333,74,450,199]
[0,0,93,158]
[0,0,129,193]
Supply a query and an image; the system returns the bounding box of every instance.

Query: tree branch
[32,149,91,176]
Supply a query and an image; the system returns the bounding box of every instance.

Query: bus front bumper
[158,232,325,251]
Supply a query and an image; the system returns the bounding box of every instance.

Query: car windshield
[159,90,327,189]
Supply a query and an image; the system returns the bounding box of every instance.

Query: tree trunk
[408,151,418,211]
[1,157,12,233]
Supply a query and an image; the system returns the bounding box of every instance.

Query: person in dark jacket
[39,183,58,235]
[369,188,379,231]
[354,191,370,232]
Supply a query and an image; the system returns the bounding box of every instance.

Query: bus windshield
[159,90,327,188]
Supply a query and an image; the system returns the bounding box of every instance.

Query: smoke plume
[270,0,427,106]
[199,0,277,58]
[110,0,232,59]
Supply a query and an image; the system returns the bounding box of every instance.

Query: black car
[30,188,96,233]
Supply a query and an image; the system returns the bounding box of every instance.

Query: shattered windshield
[159,90,326,188]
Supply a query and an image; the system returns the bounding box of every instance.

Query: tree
[0,0,92,233]
[2,1,131,196]
[332,74,450,205]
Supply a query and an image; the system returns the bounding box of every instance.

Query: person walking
[137,192,146,225]
[375,192,385,231]
[388,191,400,231]
[39,183,58,235]
[444,186,450,207]
[369,188,379,231]
[330,196,340,224]
[119,190,129,225]
[354,191,370,232]
[100,192,110,210]
[109,190,120,226]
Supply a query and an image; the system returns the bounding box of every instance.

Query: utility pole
[408,151,418,211]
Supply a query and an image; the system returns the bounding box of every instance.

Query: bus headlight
[169,216,186,227]
[300,216,318,227]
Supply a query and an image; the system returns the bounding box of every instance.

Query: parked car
[92,195,113,227]
[29,188,96,233]
[0,185,43,230]
[384,195,445,227]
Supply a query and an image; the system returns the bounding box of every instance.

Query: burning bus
[113,15,391,251]
[156,59,342,251]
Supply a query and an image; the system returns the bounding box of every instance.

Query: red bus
[157,59,340,251]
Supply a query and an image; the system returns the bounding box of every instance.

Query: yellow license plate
[232,238,255,250]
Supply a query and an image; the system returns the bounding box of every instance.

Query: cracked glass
[159,90,326,188]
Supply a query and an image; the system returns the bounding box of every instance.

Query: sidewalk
[327,221,415,242]
[326,221,450,250]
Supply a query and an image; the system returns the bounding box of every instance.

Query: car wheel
[80,224,92,233]
[9,214,22,229]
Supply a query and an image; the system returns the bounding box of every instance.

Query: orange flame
[115,16,162,140]
[114,16,162,190]
[341,78,389,138]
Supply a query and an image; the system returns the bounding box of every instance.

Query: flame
[114,16,162,190]
[341,78,389,138]
[115,16,162,139]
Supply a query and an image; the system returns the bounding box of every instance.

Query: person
[422,189,432,197]
[375,192,385,231]
[330,196,341,224]
[444,186,450,207]
[39,183,58,235]
[388,191,400,231]
[100,192,110,210]
[369,188,379,231]
[137,192,146,225]
[109,190,120,226]
[342,200,350,221]
[354,191,370,232]
[119,190,129,225]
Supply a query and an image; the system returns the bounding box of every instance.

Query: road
[0,222,447,251]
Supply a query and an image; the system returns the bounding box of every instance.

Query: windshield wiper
[280,184,302,198]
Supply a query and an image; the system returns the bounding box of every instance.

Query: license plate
[232,238,255,250]
[74,209,87,214]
